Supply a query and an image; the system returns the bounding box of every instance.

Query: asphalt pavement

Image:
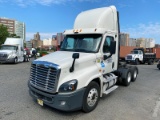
[0,60,160,120]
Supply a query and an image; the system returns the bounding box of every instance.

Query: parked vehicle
[28,6,138,112]
[125,48,156,65]
[0,38,27,64]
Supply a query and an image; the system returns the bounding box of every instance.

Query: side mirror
[103,55,108,60]
[109,41,116,54]
[70,53,80,72]
[72,53,79,59]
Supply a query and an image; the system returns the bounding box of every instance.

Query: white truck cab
[0,38,25,63]
[28,6,138,112]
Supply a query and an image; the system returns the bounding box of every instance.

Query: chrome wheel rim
[127,72,131,83]
[87,88,98,107]
[133,70,137,79]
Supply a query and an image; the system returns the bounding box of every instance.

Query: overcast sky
[0,0,160,44]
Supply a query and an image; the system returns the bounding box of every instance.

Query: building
[57,33,64,46]
[0,17,15,34]
[120,33,129,46]
[145,38,155,48]
[129,38,137,47]
[43,38,52,46]
[0,17,26,41]
[32,39,43,48]
[136,38,155,48]
[15,21,25,41]
[34,32,40,40]
[155,44,160,48]
[31,32,43,48]
[26,41,32,50]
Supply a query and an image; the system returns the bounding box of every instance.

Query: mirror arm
[70,59,76,72]
[104,53,112,60]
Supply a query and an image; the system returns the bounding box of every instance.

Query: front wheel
[82,81,100,113]
[135,59,139,65]
[14,57,18,64]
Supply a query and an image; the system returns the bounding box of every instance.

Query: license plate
[37,99,43,106]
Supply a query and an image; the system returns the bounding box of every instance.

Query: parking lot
[0,61,160,120]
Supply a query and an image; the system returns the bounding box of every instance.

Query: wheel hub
[87,88,98,107]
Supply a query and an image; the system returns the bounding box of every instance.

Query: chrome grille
[127,55,132,60]
[30,61,60,93]
[0,53,8,61]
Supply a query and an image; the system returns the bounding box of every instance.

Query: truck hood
[35,51,96,69]
[127,54,134,56]
[0,50,15,54]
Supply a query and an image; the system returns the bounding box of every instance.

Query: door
[102,35,116,74]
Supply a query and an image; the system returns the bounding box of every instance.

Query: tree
[0,24,9,45]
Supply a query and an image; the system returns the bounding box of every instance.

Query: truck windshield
[60,34,102,53]
[131,50,138,54]
[0,45,17,50]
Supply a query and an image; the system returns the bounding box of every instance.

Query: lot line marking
[152,97,160,117]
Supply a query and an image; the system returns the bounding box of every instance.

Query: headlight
[59,80,78,93]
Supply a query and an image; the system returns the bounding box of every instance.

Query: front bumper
[125,60,135,63]
[28,83,86,111]
[0,58,14,63]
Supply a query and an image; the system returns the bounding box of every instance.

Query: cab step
[103,85,118,95]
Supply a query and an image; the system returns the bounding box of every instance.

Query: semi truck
[28,6,138,112]
[125,48,156,65]
[0,38,29,63]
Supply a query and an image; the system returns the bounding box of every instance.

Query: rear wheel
[148,59,153,65]
[82,81,100,113]
[131,67,138,82]
[122,69,132,86]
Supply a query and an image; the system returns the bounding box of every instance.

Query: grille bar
[29,61,60,93]
[127,56,132,60]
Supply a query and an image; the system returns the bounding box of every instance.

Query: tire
[121,69,132,86]
[14,57,18,64]
[135,59,139,65]
[148,59,153,65]
[82,81,100,113]
[131,66,138,82]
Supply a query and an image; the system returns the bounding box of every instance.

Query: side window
[103,36,114,53]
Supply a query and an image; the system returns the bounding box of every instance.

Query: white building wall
[145,39,155,48]
[43,38,52,46]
